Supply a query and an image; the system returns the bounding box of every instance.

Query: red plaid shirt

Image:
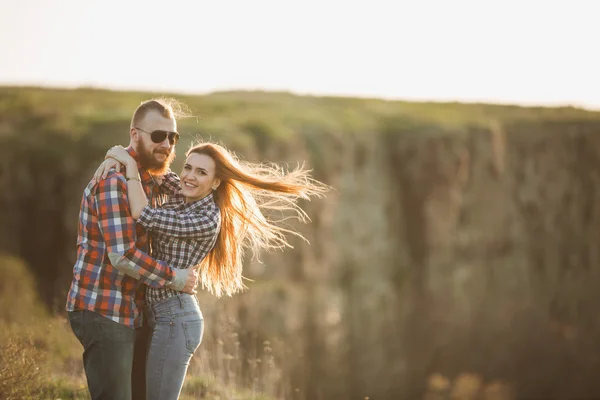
[66,147,176,328]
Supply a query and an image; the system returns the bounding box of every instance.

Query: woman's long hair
[187,142,329,297]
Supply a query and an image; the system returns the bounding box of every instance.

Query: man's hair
[130,97,190,128]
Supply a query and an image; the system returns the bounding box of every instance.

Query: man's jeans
[68,310,137,400]
[146,294,204,400]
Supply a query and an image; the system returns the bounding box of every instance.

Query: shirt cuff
[137,205,155,230]
[160,172,181,195]
[167,268,188,291]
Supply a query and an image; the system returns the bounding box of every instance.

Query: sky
[1,0,599,109]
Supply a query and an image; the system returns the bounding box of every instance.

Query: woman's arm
[104,146,149,220]
[92,148,148,219]
[123,161,148,220]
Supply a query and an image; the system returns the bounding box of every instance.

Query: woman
[95,141,328,399]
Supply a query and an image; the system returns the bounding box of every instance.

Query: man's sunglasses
[135,127,180,145]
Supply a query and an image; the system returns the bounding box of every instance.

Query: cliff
[2,87,600,399]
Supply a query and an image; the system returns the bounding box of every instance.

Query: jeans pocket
[182,319,203,353]
[154,311,173,326]
[92,312,135,345]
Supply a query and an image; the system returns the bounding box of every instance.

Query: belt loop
[178,294,184,309]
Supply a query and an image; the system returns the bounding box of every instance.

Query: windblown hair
[130,97,190,128]
[188,142,329,297]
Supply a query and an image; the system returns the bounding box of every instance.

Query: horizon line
[1,81,599,112]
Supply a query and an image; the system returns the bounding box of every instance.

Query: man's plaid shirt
[138,180,221,304]
[66,147,179,328]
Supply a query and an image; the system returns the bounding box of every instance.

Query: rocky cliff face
[317,119,600,399]
[3,89,600,399]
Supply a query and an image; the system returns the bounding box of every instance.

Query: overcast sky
[1,0,598,109]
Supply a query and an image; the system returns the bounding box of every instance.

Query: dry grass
[0,318,90,399]
[424,372,514,400]
[0,254,280,399]
[182,315,287,399]
[0,331,45,399]
[0,317,282,400]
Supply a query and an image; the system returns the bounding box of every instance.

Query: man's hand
[181,265,200,294]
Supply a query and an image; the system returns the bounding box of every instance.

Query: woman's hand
[93,158,122,181]
[106,145,135,166]
[92,146,137,182]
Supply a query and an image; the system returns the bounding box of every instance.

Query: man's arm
[137,206,221,240]
[94,171,191,290]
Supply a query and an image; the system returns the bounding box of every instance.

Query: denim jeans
[68,310,137,400]
[132,320,151,400]
[146,293,204,400]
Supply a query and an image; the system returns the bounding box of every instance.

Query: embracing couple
[65,98,327,400]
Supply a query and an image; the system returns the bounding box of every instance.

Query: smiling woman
[102,141,329,296]
[179,141,330,294]
[181,152,221,203]
[94,139,329,398]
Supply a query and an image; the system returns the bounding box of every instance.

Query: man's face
[133,110,177,175]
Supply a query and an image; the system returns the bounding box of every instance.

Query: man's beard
[138,147,176,175]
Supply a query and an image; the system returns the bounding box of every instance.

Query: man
[66,98,197,400]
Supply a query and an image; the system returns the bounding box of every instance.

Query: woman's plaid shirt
[137,180,221,304]
[66,147,178,328]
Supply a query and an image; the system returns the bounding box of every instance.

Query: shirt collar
[180,192,216,211]
[126,146,153,186]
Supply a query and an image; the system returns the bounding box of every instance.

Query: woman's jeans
[145,293,204,400]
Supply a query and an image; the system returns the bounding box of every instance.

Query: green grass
[3,84,600,180]
[3,85,599,140]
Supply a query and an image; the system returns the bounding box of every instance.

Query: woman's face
[180,153,220,202]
